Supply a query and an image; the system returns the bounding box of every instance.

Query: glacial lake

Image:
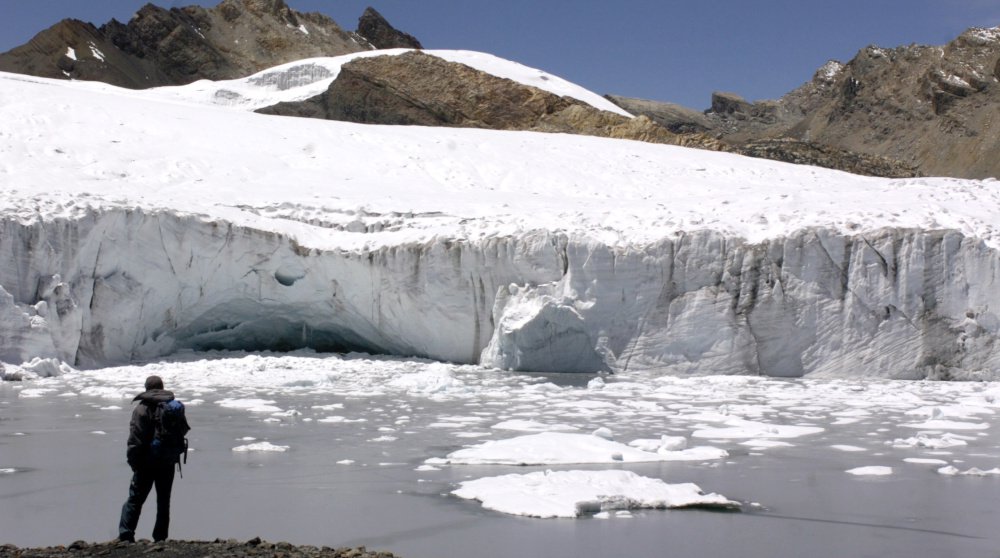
[1,352,999,558]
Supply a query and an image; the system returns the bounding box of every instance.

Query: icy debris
[693,419,823,439]
[217,398,283,413]
[938,465,1000,476]
[587,377,605,390]
[592,427,614,440]
[846,466,893,476]
[3,358,74,381]
[903,458,949,465]
[232,441,289,452]
[627,435,687,452]
[452,469,739,518]
[890,433,969,449]
[830,444,865,452]
[434,432,727,465]
[901,419,989,430]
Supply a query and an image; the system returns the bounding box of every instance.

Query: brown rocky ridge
[257,50,919,177]
[0,0,419,89]
[609,26,1000,179]
[0,538,396,558]
[257,51,726,150]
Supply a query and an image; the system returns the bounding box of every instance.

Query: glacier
[2,52,1000,379]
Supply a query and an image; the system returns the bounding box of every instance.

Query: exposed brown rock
[604,95,714,133]
[0,0,394,88]
[258,51,724,151]
[701,27,1000,178]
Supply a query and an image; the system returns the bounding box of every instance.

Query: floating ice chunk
[693,419,823,439]
[368,435,398,442]
[435,432,727,465]
[890,433,968,449]
[311,403,345,411]
[628,435,687,453]
[415,464,440,471]
[587,377,605,390]
[903,458,949,465]
[901,420,988,431]
[336,459,355,465]
[453,469,739,518]
[831,445,867,452]
[387,365,458,395]
[99,405,122,411]
[18,388,58,398]
[592,427,614,440]
[217,398,283,413]
[739,439,794,449]
[492,419,579,432]
[232,441,289,452]
[90,430,106,435]
[846,466,893,476]
[317,415,366,423]
[938,466,1000,476]
[0,468,16,474]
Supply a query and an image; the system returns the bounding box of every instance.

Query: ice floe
[452,469,739,518]
[430,432,728,465]
[846,466,893,476]
[232,441,290,452]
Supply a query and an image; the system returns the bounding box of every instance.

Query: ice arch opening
[170,300,383,355]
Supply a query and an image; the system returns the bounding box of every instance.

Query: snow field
[3,61,1000,376]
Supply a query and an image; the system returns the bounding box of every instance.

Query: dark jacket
[126,389,176,469]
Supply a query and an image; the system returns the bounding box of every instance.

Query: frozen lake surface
[2,352,999,557]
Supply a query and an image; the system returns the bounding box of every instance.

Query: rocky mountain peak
[0,0,431,88]
[682,25,1000,179]
[356,7,423,49]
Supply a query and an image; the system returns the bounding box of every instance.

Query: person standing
[117,375,189,543]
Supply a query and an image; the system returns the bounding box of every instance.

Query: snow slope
[1,59,1000,377]
[143,49,633,116]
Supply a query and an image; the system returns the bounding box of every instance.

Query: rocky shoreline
[0,538,397,558]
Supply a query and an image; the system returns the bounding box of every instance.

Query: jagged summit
[610,25,1000,179]
[0,0,424,89]
[357,7,423,49]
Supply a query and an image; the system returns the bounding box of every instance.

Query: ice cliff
[2,61,1000,379]
[2,209,998,379]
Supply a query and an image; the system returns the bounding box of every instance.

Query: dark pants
[118,463,175,542]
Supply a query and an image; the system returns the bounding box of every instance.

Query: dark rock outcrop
[0,1,421,88]
[734,139,919,178]
[258,51,726,151]
[356,7,422,49]
[603,95,714,133]
[0,538,396,557]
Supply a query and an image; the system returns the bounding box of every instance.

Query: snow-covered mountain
[2,49,1000,379]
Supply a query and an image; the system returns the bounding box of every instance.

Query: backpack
[150,399,191,475]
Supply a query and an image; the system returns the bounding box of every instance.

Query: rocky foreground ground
[0,538,397,558]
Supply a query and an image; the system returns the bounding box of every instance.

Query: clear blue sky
[2,0,999,109]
